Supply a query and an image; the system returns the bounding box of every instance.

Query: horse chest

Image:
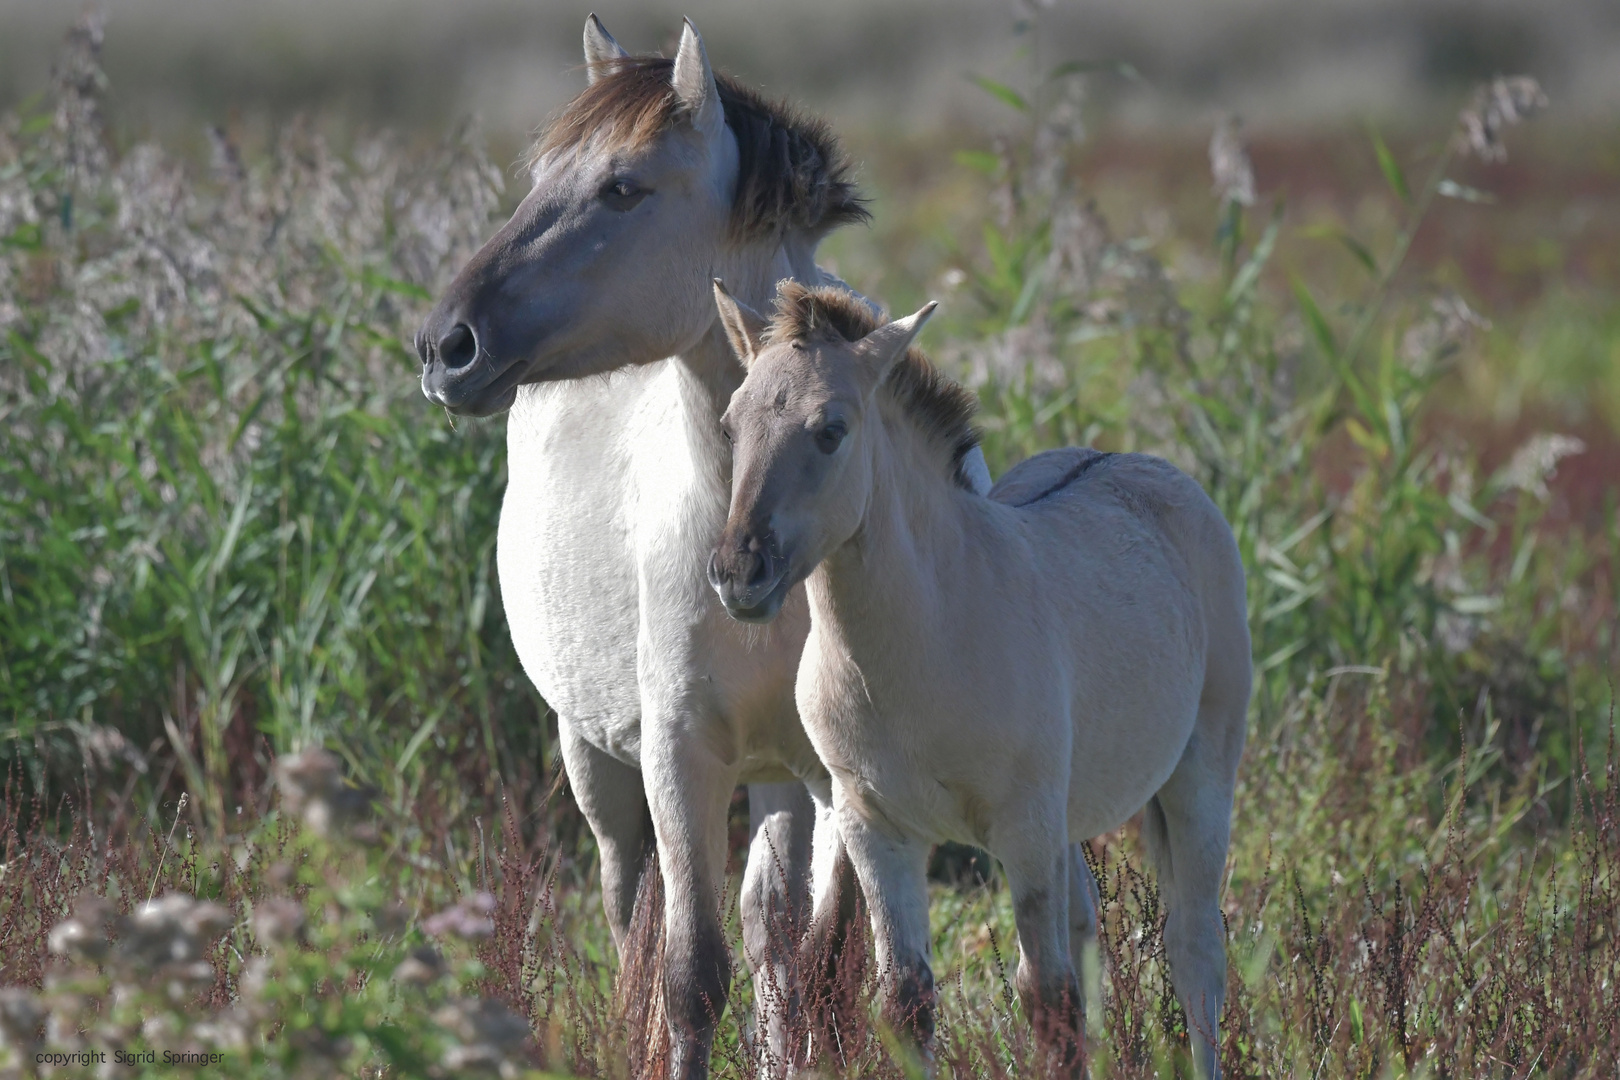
[499,370,807,774]
[499,381,645,760]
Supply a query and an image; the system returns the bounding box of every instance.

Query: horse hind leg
[1143,716,1242,1080]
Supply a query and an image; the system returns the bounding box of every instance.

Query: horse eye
[815,422,846,455]
[600,179,649,211]
[719,422,733,443]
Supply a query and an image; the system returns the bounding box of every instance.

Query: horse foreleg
[644,733,738,1080]
[795,784,862,1072]
[837,807,934,1059]
[559,719,652,950]
[741,782,814,1073]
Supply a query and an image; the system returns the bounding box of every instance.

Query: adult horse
[417,16,990,1076]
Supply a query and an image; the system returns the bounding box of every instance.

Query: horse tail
[615,846,671,1080]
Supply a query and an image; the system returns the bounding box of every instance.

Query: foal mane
[767,282,982,490]
[527,56,870,242]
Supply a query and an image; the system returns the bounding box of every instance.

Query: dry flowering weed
[0,751,562,1078]
[1456,76,1549,163]
[1209,113,1257,208]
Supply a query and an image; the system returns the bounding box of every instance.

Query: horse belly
[499,381,645,765]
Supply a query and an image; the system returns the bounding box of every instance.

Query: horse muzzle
[417,319,527,417]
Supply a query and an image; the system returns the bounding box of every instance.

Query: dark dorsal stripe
[1007,449,1116,507]
[528,56,869,242]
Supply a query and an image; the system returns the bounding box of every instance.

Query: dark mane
[767,282,981,490]
[527,56,869,241]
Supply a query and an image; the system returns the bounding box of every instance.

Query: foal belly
[1067,687,1203,840]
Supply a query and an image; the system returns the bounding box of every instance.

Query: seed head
[393,945,447,987]
[251,897,307,946]
[48,894,116,963]
[1210,113,1256,208]
[1456,76,1548,162]
[434,997,532,1076]
[274,748,373,837]
[0,988,43,1053]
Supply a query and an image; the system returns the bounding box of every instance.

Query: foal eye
[599,178,649,211]
[814,422,846,455]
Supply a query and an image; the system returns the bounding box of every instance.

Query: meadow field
[1,12,1617,1078]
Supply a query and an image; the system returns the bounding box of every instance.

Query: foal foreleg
[741,782,814,1071]
[644,734,738,1080]
[837,807,935,1055]
[798,784,862,1070]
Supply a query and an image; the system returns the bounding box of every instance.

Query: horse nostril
[414,328,430,368]
[438,323,479,370]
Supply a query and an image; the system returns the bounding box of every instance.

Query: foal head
[709,280,976,623]
[418,16,866,416]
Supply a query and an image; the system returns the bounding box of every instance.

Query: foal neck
[812,411,977,653]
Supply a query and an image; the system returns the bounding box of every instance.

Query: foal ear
[712,279,768,367]
[854,302,938,382]
[583,14,630,85]
[671,18,724,140]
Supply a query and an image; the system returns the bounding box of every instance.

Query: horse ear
[583,14,630,85]
[671,18,724,140]
[854,302,938,382]
[713,279,768,367]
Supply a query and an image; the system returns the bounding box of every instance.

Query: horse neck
[672,233,822,422]
[810,413,979,668]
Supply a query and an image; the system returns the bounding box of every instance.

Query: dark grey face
[417,128,734,416]
[418,169,613,416]
[417,36,739,417]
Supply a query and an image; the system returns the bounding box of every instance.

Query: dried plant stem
[147,791,189,903]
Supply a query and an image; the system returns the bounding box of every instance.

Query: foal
[707,281,1251,1077]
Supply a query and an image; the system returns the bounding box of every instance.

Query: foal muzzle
[708,536,789,624]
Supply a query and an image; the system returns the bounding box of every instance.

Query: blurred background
[4,0,1620,136]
